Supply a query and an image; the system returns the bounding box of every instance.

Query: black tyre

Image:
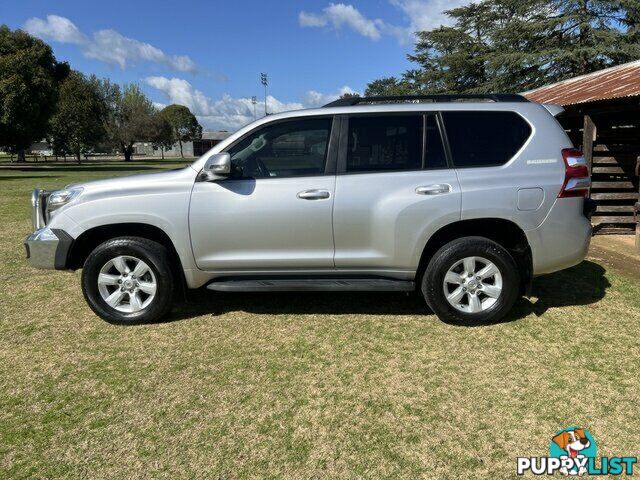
[81,237,175,325]
[421,236,520,325]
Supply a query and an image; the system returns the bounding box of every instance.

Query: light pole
[260,73,268,116]
[251,96,257,121]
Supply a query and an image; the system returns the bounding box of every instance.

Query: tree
[0,26,68,162]
[160,104,202,158]
[365,77,413,97]
[50,71,106,163]
[104,83,156,161]
[149,112,174,159]
[366,0,640,95]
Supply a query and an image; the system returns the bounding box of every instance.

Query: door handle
[297,189,331,200]
[415,184,451,195]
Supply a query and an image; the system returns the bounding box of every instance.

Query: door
[190,116,337,270]
[333,113,461,271]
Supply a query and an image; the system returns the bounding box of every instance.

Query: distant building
[193,131,232,156]
[16,131,232,160]
[28,141,53,157]
[134,131,231,158]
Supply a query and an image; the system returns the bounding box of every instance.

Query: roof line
[523,59,640,95]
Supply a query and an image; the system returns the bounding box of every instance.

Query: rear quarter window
[442,111,531,168]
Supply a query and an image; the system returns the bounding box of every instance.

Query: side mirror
[203,152,231,179]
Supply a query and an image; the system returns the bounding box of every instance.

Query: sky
[2,0,469,131]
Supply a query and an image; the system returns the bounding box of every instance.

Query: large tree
[160,104,202,158]
[366,0,640,96]
[365,77,413,97]
[50,72,106,163]
[104,83,157,161]
[149,112,174,160]
[0,26,68,162]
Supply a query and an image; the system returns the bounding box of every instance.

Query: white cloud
[390,0,472,39]
[145,76,359,131]
[23,14,87,44]
[304,86,360,107]
[145,77,213,114]
[24,15,198,73]
[299,11,330,28]
[299,0,474,44]
[299,3,384,40]
[144,76,306,131]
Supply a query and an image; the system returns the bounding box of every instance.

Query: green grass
[1,162,639,479]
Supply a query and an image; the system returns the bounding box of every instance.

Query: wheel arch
[416,218,532,293]
[66,223,186,292]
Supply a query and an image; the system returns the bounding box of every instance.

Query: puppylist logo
[517,427,637,476]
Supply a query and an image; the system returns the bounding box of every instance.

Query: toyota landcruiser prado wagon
[25,94,594,325]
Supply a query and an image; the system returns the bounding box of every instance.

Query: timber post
[636,156,640,251]
[582,115,596,174]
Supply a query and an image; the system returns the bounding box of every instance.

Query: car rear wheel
[81,237,175,324]
[421,236,520,325]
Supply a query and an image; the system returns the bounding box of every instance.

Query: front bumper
[25,188,73,270]
[24,227,73,270]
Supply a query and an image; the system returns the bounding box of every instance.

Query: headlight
[47,187,83,213]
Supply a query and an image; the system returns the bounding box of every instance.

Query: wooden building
[525,61,640,237]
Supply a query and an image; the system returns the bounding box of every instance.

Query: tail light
[558,148,590,198]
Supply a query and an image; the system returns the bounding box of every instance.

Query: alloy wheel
[442,256,503,314]
[97,255,157,313]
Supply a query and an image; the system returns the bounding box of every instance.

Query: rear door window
[441,111,531,168]
[346,115,423,172]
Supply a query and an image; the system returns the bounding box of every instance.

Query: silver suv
[25,94,594,325]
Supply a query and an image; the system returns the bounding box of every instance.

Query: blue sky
[2,0,464,131]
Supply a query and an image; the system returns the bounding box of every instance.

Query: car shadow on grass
[167,261,609,326]
[509,260,609,321]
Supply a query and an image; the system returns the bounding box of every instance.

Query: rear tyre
[421,236,520,325]
[81,237,175,325]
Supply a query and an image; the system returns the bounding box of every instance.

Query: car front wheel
[421,236,520,325]
[81,237,175,324]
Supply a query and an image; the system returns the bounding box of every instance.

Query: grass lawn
[1,162,639,479]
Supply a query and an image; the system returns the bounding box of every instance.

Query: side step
[206,278,415,292]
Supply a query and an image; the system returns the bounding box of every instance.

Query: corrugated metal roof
[523,60,640,105]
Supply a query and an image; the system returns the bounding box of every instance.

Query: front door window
[226,118,332,179]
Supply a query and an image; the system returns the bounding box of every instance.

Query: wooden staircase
[590,147,639,234]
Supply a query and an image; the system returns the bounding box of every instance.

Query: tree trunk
[179,139,184,158]
[16,148,26,163]
[123,143,134,161]
[161,146,165,160]
[578,0,590,74]
[76,147,82,165]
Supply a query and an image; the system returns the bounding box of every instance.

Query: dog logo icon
[518,427,636,476]
[550,427,597,476]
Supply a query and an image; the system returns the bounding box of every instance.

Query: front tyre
[81,237,175,324]
[421,237,520,325]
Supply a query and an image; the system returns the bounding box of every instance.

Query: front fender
[56,168,198,271]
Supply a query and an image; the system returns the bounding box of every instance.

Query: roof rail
[323,94,529,108]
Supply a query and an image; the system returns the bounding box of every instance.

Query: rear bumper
[526,198,592,276]
[24,228,73,270]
